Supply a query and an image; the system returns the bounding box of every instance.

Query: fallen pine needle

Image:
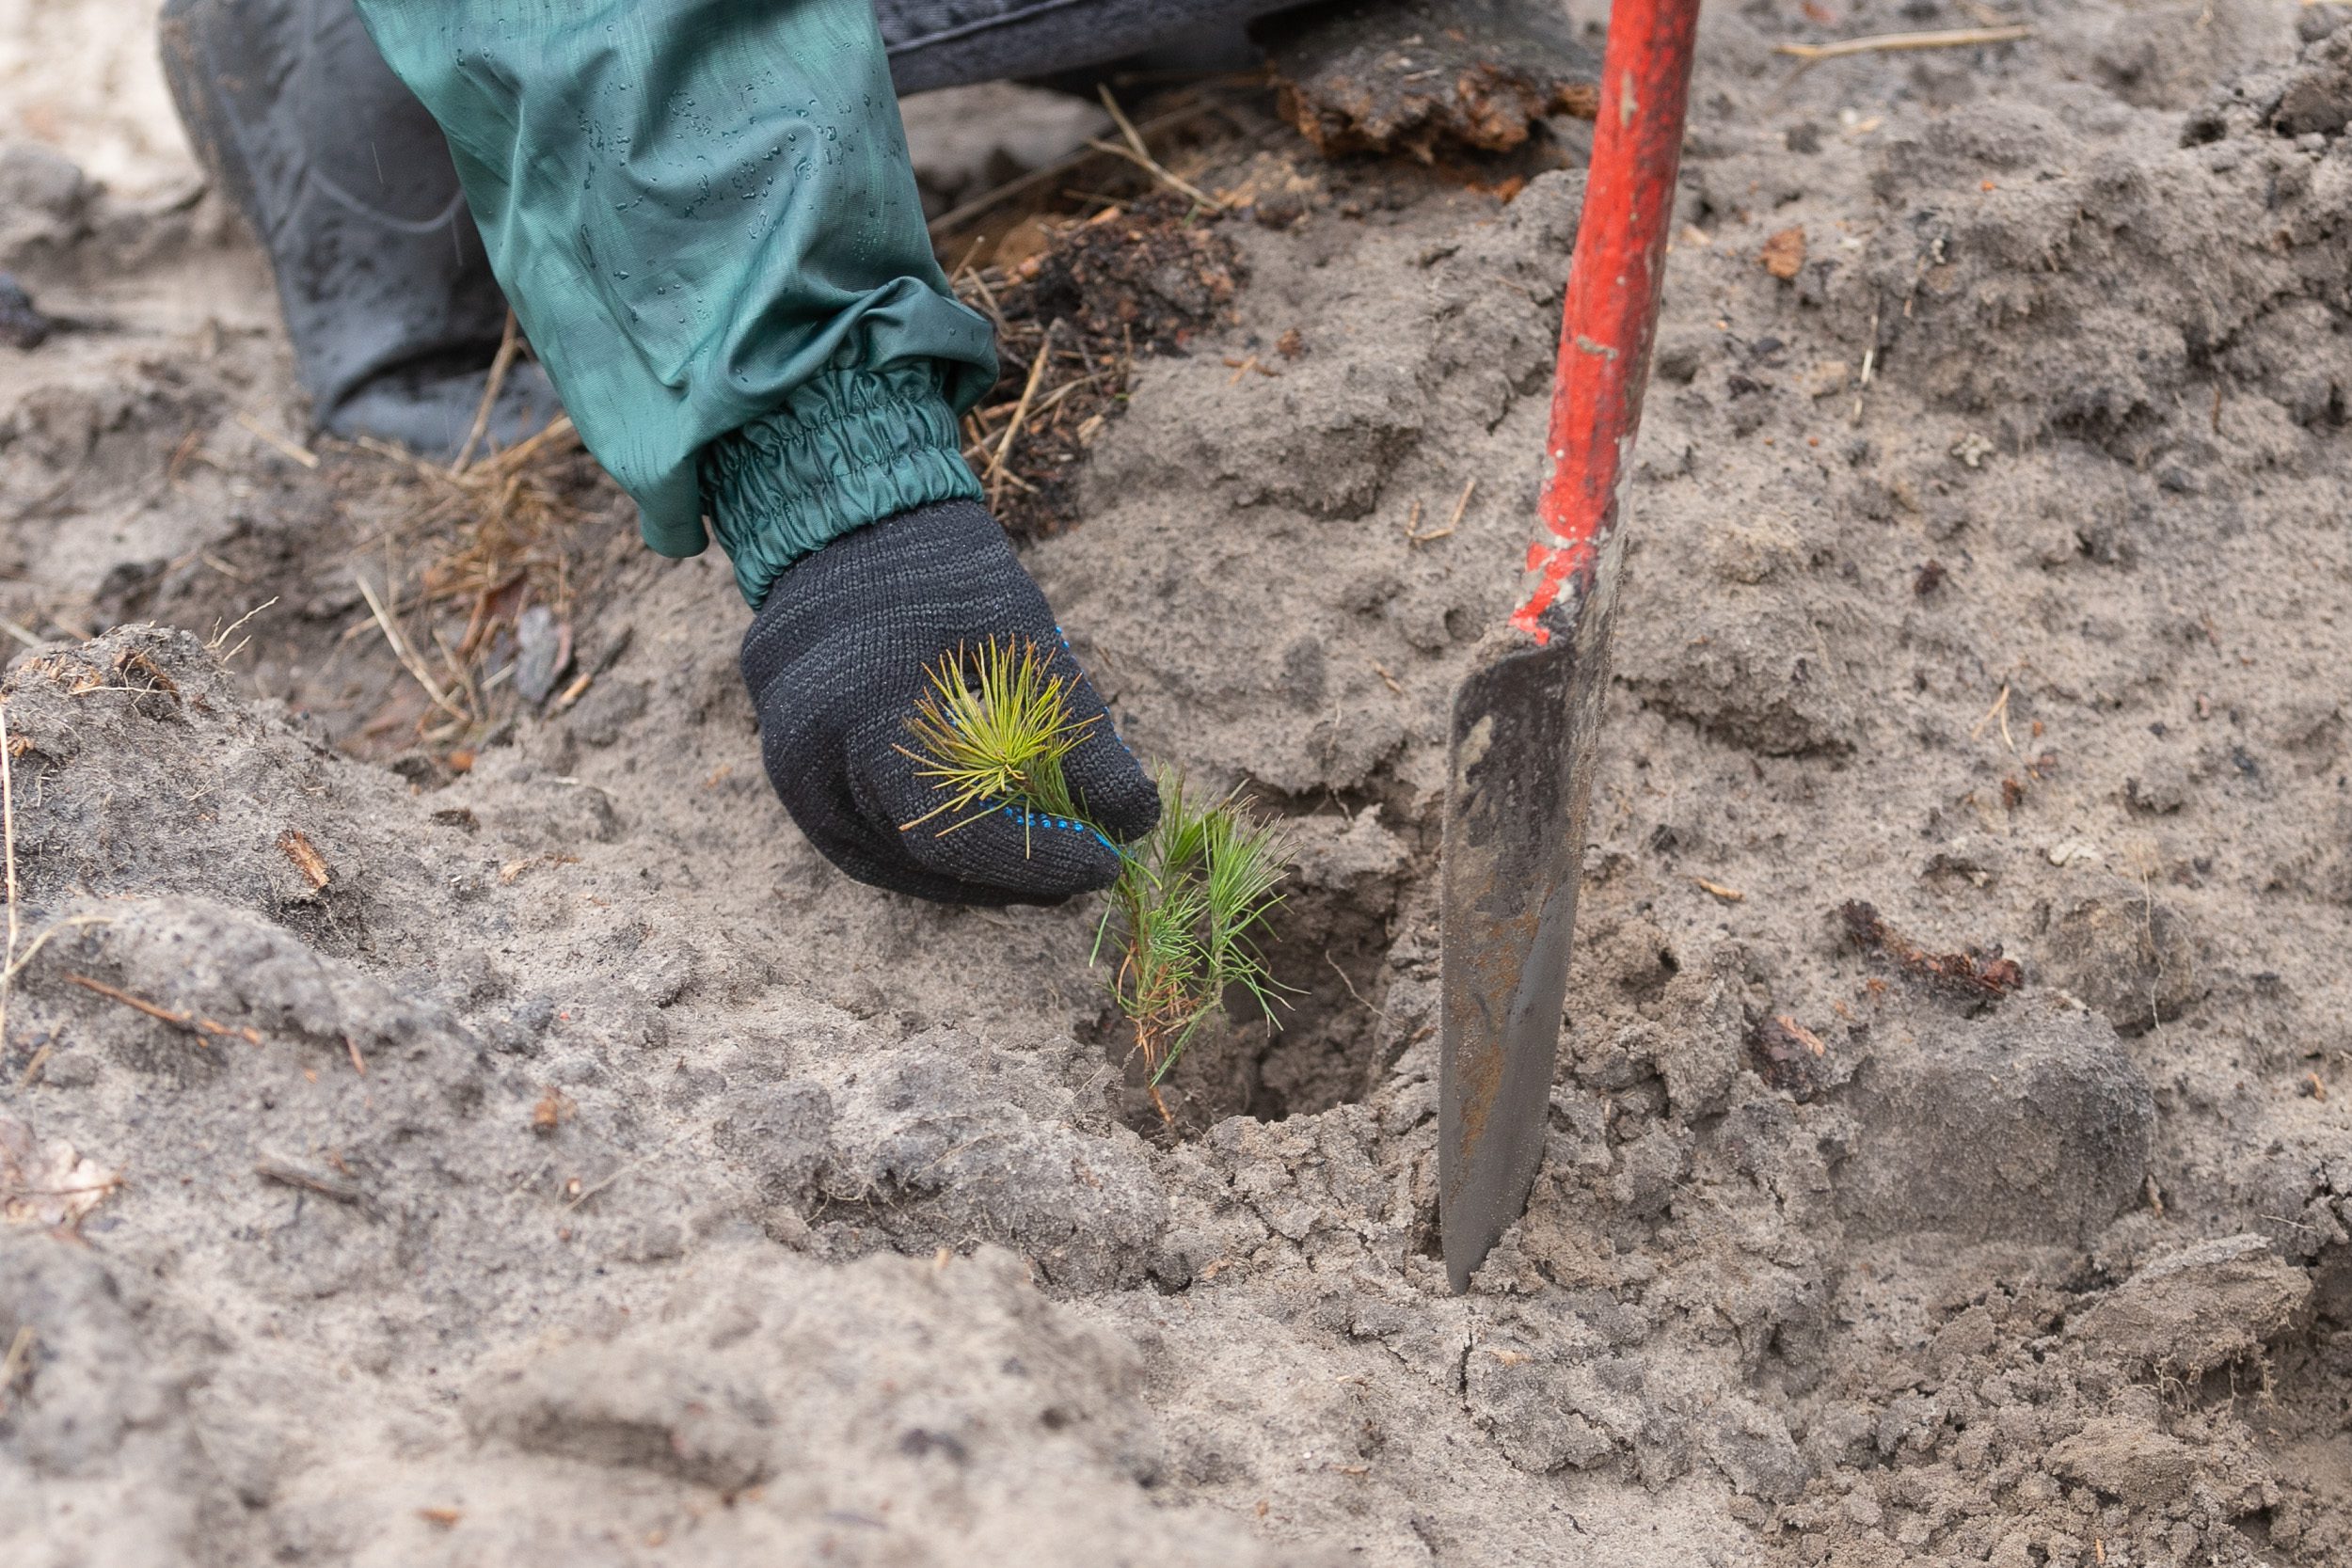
[63,973,262,1046]
[1096,85,1227,211]
[1444,477,1478,532]
[1773,24,2033,60]
[1407,480,1474,546]
[1968,683,2016,752]
[233,411,320,468]
[1694,878,1746,903]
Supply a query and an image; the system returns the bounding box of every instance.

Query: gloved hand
[740,499,1161,905]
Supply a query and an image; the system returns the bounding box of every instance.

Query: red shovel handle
[1511,0,1702,643]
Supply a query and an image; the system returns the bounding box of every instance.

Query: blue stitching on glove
[997,800,1118,852]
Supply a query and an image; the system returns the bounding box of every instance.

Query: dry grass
[343,394,605,752]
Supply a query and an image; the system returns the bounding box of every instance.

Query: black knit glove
[740,499,1160,905]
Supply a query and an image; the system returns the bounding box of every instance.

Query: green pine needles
[1097,770,1291,1122]
[901,640,1292,1122]
[898,638,1092,844]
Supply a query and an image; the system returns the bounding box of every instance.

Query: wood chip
[1760,227,1807,280]
[1772,1014,1828,1055]
[532,1086,575,1132]
[277,830,331,890]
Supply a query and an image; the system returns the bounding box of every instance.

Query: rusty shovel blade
[1438,0,1698,1292]
[1438,584,1619,1295]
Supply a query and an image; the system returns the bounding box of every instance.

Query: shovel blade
[1438,589,1617,1293]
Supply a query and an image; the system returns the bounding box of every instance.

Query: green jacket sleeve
[354,0,998,605]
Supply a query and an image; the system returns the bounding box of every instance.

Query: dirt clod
[1257,0,1599,161]
[1839,899,2025,1001]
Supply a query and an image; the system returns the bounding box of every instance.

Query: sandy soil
[3,2,2350,1565]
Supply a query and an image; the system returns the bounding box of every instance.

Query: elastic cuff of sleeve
[700,362,983,608]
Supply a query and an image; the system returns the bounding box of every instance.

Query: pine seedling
[898,638,1096,848]
[1096,769,1292,1123]
[898,651,1295,1125]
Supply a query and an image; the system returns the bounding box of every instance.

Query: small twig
[961,268,1012,337]
[205,595,278,664]
[1773,24,2033,59]
[550,671,594,710]
[1093,86,1226,210]
[1325,952,1392,1021]
[1087,138,1227,212]
[483,409,578,477]
[62,973,262,1046]
[233,412,320,469]
[0,695,18,1055]
[985,325,1057,509]
[564,1158,643,1212]
[1,914,115,989]
[928,103,1212,238]
[6,913,117,1084]
[452,310,520,473]
[0,1323,34,1412]
[352,570,469,723]
[254,1160,364,1206]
